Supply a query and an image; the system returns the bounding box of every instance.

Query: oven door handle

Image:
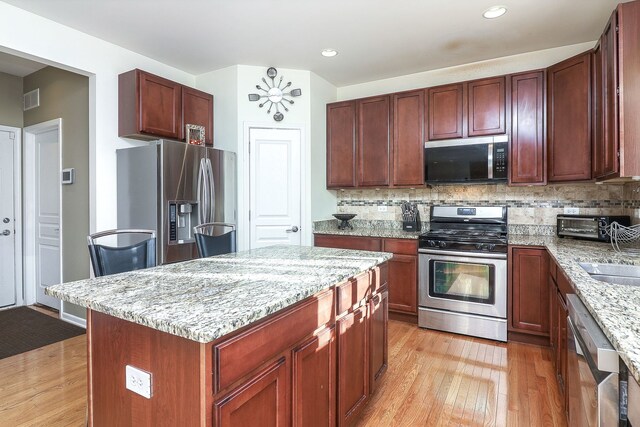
[418,249,507,260]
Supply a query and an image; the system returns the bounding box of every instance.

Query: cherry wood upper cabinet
[182,86,214,145]
[326,101,357,188]
[592,39,607,179]
[547,51,592,182]
[119,69,182,140]
[119,69,215,145]
[467,77,506,137]
[509,71,546,185]
[427,83,464,140]
[508,247,550,336]
[392,90,425,187]
[597,11,620,179]
[618,0,640,178]
[357,96,391,187]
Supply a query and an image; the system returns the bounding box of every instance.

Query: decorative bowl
[333,213,357,230]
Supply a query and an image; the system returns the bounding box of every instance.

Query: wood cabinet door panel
[292,327,336,427]
[215,358,288,427]
[548,52,592,182]
[392,90,424,186]
[467,77,506,137]
[369,290,388,394]
[357,96,391,186]
[600,11,620,178]
[510,247,549,335]
[549,276,558,360]
[337,305,369,426]
[593,40,606,179]
[182,86,214,145]
[138,70,182,139]
[387,254,417,314]
[427,84,464,140]
[510,71,546,185]
[327,101,357,188]
[557,293,568,405]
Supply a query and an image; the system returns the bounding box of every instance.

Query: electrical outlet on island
[377,205,388,212]
[564,207,580,215]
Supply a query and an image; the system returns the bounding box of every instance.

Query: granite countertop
[313,219,424,240]
[46,245,392,343]
[511,235,640,383]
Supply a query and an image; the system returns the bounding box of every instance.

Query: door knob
[286,226,299,233]
[2,230,10,236]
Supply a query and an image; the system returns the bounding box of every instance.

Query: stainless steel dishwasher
[567,294,619,426]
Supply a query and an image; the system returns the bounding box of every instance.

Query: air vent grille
[23,88,40,111]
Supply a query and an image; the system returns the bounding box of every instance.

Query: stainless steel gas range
[418,206,508,342]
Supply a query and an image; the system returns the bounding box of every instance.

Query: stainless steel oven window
[429,260,495,304]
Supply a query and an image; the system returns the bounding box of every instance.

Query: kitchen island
[46,245,392,427]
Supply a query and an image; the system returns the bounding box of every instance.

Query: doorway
[23,119,62,310]
[248,127,302,249]
[0,125,22,309]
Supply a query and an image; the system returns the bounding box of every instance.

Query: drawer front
[314,234,382,252]
[215,288,334,392]
[337,272,371,315]
[383,238,418,255]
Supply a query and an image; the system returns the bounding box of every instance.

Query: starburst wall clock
[248,67,302,121]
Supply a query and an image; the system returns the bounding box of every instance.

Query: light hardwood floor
[0,320,565,426]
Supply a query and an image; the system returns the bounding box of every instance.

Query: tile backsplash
[335,183,630,227]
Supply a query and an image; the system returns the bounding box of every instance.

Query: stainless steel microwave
[424,135,508,184]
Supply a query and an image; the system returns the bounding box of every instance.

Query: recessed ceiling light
[321,49,338,57]
[483,6,507,19]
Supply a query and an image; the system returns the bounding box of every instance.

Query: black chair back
[194,223,236,258]
[87,229,156,277]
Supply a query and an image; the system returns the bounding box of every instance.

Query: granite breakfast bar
[46,245,392,427]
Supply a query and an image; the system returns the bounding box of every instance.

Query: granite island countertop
[510,235,640,383]
[46,245,392,343]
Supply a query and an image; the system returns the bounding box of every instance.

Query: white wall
[338,41,596,100]
[196,65,238,151]
[0,2,195,235]
[310,72,337,221]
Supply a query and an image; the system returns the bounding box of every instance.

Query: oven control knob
[475,243,483,250]
[426,240,435,247]
[438,241,447,248]
[487,244,496,251]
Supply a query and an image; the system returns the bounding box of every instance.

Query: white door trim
[242,122,310,251]
[23,118,63,306]
[0,125,23,306]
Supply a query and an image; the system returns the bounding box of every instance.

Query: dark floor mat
[0,306,85,359]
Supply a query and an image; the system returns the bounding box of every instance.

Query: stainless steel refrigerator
[117,139,236,264]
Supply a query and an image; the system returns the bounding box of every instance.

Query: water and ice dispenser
[168,201,197,244]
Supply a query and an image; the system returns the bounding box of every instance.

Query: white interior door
[0,129,16,308]
[249,128,301,249]
[34,129,61,309]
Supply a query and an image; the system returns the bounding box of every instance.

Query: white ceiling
[1,0,625,86]
[0,51,46,77]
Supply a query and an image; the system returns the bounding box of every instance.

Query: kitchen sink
[579,262,640,287]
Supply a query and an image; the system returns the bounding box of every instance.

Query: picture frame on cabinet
[186,124,205,145]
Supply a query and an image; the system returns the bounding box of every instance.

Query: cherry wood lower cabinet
[507,246,550,345]
[314,234,418,322]
[292,326,336,427]
[337,304,370,426]
[86,263,388,427]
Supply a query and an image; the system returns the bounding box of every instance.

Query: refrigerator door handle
[206,158,215,223]
[197,158,207,224]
